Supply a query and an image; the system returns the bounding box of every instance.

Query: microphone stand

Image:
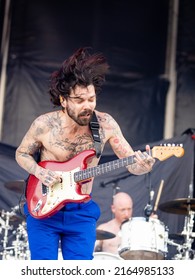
[144,172,154,221]
[99,173,132,195]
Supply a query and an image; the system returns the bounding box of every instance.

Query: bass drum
[93,252,122,260]
[119,217,168,260]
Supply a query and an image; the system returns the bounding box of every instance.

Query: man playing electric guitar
[15,47,155,260]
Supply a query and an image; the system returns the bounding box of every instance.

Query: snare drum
[93,252,122,260]
[119,217,168,260]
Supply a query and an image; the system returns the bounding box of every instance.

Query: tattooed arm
[98,112,155,175]
[15,115,62,187]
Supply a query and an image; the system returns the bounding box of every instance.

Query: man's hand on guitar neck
[127,145,155,175]
[35,165,62,187]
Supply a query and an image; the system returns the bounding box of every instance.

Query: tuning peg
[176,143,183,147]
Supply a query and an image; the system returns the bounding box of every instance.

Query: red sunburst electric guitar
[26,145,184,219]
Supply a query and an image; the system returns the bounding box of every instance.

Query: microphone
[150,190,154,201]
[144,204,153,220]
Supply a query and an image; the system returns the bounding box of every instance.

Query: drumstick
[153,179,164,213]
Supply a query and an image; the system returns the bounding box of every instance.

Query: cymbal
[159,198,195,215]
[96,229,116,240]
[4,180,26,193]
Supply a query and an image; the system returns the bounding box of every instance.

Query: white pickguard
[41,167,84,214]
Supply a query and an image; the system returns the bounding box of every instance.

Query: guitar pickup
[42,183,48,196]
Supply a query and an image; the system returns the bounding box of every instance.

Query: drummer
[94,192,158,255]
[94,192,133,255]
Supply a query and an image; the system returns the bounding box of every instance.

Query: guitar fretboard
[74,155,135,182]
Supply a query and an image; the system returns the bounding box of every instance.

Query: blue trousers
[24,200,101,260]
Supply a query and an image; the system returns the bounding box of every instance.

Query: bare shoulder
[95,110,119,128]
[30,111,61,131]
[32,111,58,126]
[95,110,133,158]
[95,110,124,139]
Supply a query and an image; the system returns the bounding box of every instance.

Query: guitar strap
[89,112,102,158]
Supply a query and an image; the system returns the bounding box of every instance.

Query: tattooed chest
[41,133,96,161]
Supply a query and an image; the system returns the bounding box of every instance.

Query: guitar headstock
[152,144,184,161]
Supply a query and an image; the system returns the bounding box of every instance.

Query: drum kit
[159,197,195,260]
[94,197,195,260]
[0,206,30,260]
[0,180,30,260]
[1,180,195,260]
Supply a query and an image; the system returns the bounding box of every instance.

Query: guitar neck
[74,155,135,182]
[73,145,184,183]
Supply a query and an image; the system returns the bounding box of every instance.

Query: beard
[66,106,93,126]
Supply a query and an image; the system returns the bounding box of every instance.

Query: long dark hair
[49,47,109,106]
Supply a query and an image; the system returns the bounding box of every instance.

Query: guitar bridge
[33,199,42,212]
